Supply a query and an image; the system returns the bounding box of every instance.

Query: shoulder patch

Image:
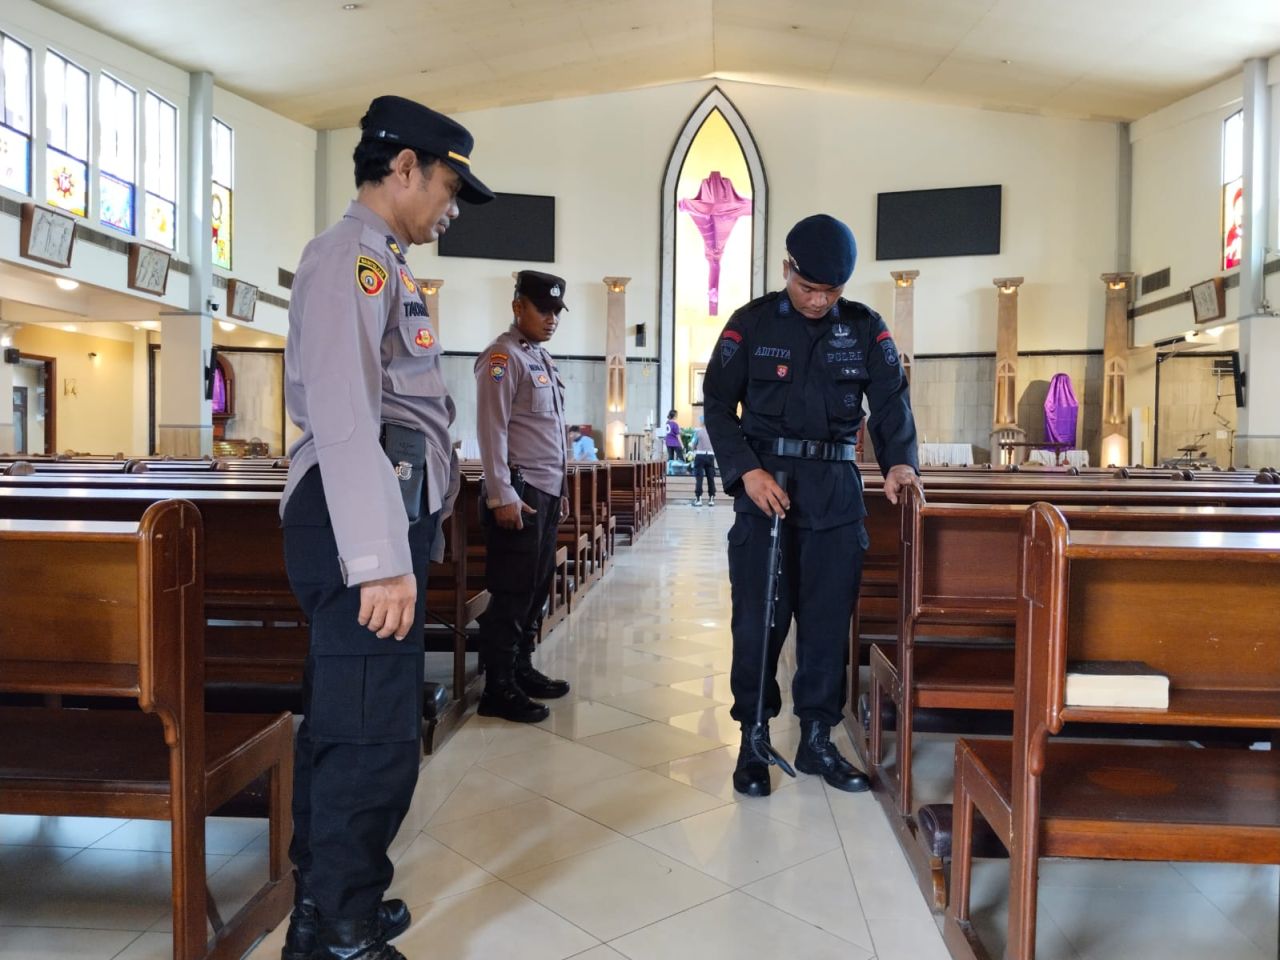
[877,330,899,366]
[488,352,508,383]
[399,267,417,295]
[356,255,387,296]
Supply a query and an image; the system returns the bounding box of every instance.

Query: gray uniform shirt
[282,200,458,585]
[474,326,568,505]
[690,426,714,454]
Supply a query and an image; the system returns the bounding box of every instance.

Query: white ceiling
[34,0,1280,127]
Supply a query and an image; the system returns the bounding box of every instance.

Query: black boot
[514,652,570,699]
[478,678,550,723]
[311,916,406,960]
[733,726,772,797]
[281,872,411,960]
[794,719,870,793]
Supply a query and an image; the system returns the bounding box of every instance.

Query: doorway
[12,355,55,456]
[12,386,27,454]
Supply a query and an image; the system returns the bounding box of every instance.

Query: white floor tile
[620,660,724,685]
[427,797,623,879]
[0,816,130,849]
[536,701,650,740]
[866,917,952,960]
[478,739,637,796]
[88,816,265,856]
[634,804,839,886]
[578,722,725,767]
[743,849,874,950]
[610,890,871,960]
[385,833,498,908]
[427,767,540,827]
[598,687,725,721]
[0,926,141,960]
[393,881,598,960]
[507,838,728,940]
[544,769,727,835]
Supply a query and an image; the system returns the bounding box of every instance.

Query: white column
[0,331,15,454]
[603,277,631,460]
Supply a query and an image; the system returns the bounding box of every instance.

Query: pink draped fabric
[678,171,753,315]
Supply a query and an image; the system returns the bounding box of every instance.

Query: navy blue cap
[785,214,856,286]
[360,95,495,205]
[515,270,568,313]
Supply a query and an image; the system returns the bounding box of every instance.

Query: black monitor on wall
[876,184,1002,260]
[438,192,555,262]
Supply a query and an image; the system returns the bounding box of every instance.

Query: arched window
[659,88,767,421]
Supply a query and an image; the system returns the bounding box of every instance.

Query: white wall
[321,79,1122,359]
[211,87,315,337]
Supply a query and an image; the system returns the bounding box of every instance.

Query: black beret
[785,214,857,286]
[515,270,568,313]
[360,95,495,204]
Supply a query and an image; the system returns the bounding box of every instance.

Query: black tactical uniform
[703,215,918,797]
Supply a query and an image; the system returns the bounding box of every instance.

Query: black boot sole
[477,701,550,723]
[280,906,412,960]
[794,757,871,793]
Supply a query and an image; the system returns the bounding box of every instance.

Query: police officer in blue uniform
[702,214,921,798]
[280,96,493,960]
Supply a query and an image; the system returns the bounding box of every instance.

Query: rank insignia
[415,327,435,349]
[384,235,406,264]
[776,364,790,379]
[356,256,387,296]
[399,268,417,294]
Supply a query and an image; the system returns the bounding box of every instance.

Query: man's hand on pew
[743,468,790,518]
[495,500,537,530]
[358,573,419,640]
[560,497,570,523]
[883,464,924,506]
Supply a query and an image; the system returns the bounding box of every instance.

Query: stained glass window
[211,118,233,270]
[144,92,177,249]
[0,33,32,195]
[44,50,88,216]
[1222,111,1243,271]
[99,74,135,233]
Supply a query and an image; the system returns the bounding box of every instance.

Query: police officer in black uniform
[280,96,493,960]
[702,214,921,798]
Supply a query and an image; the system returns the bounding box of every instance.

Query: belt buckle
[804,440,821,459]
[395,461,413,481]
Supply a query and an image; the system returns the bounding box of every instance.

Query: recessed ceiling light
[218,320,236,332]
[1002,59,1012,65]
[139,320,160,331]
[62,324,77,332]
[55,278,79,291]
[342,3,360,9]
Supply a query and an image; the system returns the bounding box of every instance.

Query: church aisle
[1,505,1275,959]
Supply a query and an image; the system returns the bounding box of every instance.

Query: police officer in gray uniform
[280,95,493,960]
[473,271,573,723]
[702,214,922,799]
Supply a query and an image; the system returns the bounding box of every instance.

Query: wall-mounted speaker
[3,348,19,364]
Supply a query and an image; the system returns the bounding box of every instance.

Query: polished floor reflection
[2,504,1275,959]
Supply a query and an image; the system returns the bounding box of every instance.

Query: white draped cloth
[919,443,974,466]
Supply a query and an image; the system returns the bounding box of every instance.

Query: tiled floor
[2,504,1276,959]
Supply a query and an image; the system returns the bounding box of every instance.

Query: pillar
[602,277,630,460]
[158,71,214,457]
[992,277,1024,428]
[421,279,443,331]
[0,328,15,454]
[889,270,919,382]
[1100,273,1134,466]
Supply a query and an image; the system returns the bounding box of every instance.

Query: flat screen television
[438,192,555,262]
[876,184,1002,260]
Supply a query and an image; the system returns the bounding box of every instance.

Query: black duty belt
[749,438,857,462]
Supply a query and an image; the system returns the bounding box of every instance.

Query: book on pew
[1065,660,1169,708]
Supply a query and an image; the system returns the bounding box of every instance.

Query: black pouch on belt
[380,422,426,522]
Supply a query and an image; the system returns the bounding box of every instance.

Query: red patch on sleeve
[876,330,893,343]
[721,329,743,343]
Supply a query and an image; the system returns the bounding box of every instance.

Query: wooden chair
[0,500,294,960]
[944,503,1280,960]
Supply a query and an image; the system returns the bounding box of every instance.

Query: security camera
[207,299,221,314]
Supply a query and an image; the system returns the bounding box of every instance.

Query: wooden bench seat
[0,502,294,960]
[943,507,1280,960]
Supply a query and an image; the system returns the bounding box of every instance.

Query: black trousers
[477,482,561,676]
[282,466,437,920]
[693,455,717,498]
[726,512,865,729]
[667,446,683,461]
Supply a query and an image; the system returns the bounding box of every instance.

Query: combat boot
[310,916,405,960]
[514,652,570,699]
[281,872,410,960]
[733,726,771,797]
[794,719,869,793]
[478,677,550,723]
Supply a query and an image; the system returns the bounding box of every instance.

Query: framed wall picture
[689,362,707,406]
[1190,276,1226,324]
[19,203,77,268]
[226,278,259,322]
[126,242,171,296]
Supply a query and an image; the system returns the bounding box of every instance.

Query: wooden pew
[944,507,1280,960]
[558,465,591,608]
[0,502,294,960]
[608,462,643,541]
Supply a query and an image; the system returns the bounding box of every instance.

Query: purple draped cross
[678,171,752,315]
[1044,372,1078,449]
